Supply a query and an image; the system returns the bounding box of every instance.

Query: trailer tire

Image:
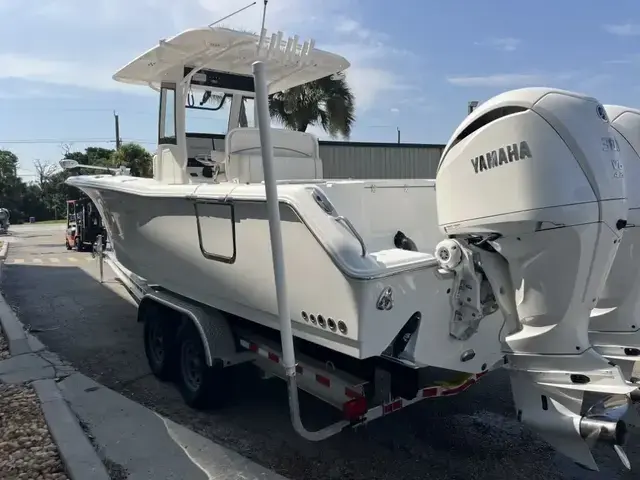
[177,321,228,409]
[143,314,178,381]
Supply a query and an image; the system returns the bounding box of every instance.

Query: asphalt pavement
[1,223,638,480]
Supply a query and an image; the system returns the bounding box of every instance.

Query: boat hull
[70,177,505,374]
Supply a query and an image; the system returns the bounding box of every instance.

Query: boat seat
[224,127,323,183]
[369,249,436,269]
[155,145,189,183]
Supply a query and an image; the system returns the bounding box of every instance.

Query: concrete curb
[0,243,31,356]
[0,259,111,480]
[33,379,111,480]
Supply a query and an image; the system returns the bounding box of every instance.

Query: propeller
[580,394,632,470]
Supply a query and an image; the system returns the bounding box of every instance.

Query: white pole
[251,61,296,376]
[96,234,104,283]
[252,61,348,441]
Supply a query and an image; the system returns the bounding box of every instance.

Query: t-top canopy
[113,27,350,94]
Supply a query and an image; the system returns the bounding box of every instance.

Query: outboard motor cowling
[436,88,636,471]
[590,105,640,400]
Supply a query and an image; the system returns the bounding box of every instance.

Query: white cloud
[198,0,346,31]
[603,23,640,36]
[344,67,400,109]
[475,37,521,52]
[317,40,418,112]
[446,72,573,88]
[446,70,614,96]
[0,87,78,100]
[0,53,148,95]
[0,54,69,78]
[604,54,640,65]
[0,0,413,112]
[334,17,372,40]
[305,124,333,140]
[336,18,362,35]
[605,59,635,65]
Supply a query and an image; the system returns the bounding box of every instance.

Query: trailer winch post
[252,61,348,441]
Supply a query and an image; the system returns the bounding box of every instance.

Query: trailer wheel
[144,315,178,381]
[177,322,228,409]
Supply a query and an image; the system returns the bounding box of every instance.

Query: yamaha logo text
[471,141,532,174]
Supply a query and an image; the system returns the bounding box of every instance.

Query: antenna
[257,1,269,53]
[208,1,257,28]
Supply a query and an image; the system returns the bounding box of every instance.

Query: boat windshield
[185,88,256,135]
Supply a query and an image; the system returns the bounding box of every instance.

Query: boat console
[113,27,348,185]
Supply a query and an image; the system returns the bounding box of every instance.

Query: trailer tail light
[315,374,330,387]
[343,396,367,421]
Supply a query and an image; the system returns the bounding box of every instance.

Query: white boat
[67,27,478,364]
[66,25,639,472]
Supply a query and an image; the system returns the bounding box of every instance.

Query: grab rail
[334,216,367,257]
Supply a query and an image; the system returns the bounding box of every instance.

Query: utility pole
[468,101,479,115]
[114,111,121,149]
[396,127,401,144]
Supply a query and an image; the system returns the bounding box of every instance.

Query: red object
[268,352,279,363]
[315,374,331,387]
[343,396,368,421]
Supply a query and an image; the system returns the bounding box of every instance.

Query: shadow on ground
[1,263,636,480]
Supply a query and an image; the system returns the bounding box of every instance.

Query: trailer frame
[102,250,492,434]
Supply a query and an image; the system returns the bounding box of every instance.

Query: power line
[8,106,155,114]
[0,137,157,145]
[0,126,406,147]
[0,138,118,144]
[7,105,228,120]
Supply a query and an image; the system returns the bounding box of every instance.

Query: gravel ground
[0,332,69,480]
[0,333,10,361]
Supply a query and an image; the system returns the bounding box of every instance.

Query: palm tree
[198,73,356,139]
[268,74,355,139]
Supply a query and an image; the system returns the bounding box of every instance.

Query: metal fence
[319,141,445,180]
[205,134,445,180]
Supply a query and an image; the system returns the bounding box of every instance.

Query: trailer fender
[138,292,237,367]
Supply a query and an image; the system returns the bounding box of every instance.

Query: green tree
[44,170,77,220]
[0,144,151,224]
[109,143,153,177]
[28,142,152,222]
[268,74,355,138]
[63,146,115,172]
[21,183,49,221]
[200,73,356,139]
[49,146,118,217]
[0,150,27,219]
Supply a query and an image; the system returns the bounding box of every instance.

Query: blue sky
[1,0,640,181]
